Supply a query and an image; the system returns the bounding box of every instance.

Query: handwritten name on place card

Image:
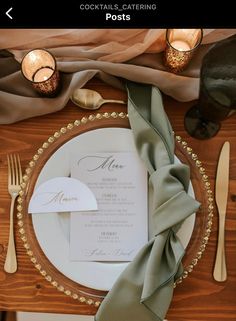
[28,177,97,214]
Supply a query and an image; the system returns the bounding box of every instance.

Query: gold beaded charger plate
[17,112,213,306]
[27,127,194,291]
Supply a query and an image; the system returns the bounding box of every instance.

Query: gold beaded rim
[17,112,214,305]
[174,135,214,286]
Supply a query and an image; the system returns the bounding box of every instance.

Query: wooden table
[0,79,235,320]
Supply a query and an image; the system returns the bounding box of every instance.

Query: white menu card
[70,152,148,262]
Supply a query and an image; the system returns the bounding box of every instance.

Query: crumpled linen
[0,29,235,124]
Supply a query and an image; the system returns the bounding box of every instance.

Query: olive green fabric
[95,82,200,321]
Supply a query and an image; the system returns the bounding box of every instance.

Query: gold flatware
[213,141,230,282]
[71,88,126,110]
[4,154,22,273]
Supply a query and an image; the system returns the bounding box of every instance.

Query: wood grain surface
[0,79,235,320]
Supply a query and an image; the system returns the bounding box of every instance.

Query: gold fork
[4,154,22,273]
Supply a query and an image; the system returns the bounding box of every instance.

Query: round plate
[31,127,195,291]
[17,112,213,307]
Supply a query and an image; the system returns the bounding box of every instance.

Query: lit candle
[164,29,203,73]
[21,49,61,97]
[170,40,191,51]
[33,67,54,82]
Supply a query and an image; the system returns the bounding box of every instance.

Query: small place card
[28,177,97,214]
[70,152,148,262]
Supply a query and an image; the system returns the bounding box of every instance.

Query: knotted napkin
[95,82,200,321]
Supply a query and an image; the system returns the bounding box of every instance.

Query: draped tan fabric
[1,29,236,62]
[0,29,235,124]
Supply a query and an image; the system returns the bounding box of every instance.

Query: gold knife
[213,141,230,282]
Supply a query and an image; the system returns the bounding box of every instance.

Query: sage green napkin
[95,82,200,321]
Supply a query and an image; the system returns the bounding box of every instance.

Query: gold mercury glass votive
[21,49,61,97]
[164,29,203,73]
